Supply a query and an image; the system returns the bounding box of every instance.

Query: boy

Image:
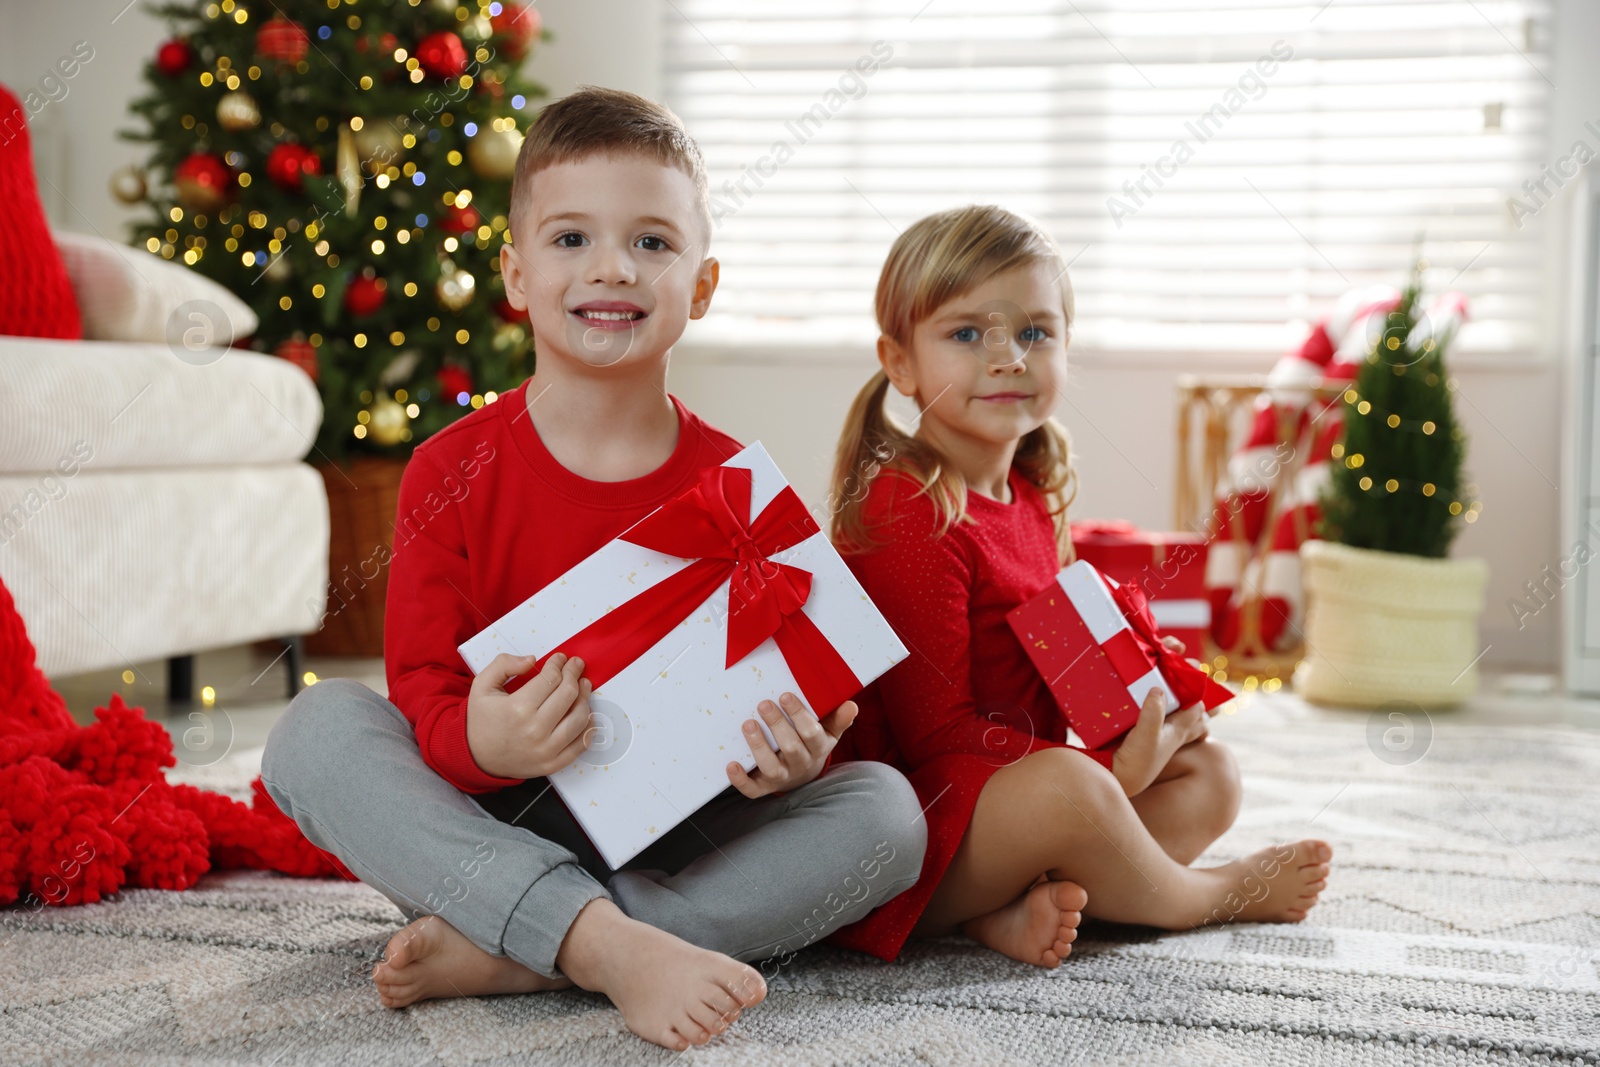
[260,87,927,1052]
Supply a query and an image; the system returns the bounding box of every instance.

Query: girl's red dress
[828,468,1117,962]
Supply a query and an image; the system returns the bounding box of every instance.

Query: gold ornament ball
[466,13,493,40]
[467,126,523,180]
[216,89,261,132]
[353,119,405,169]
[368,395,409,445]
[109,164,147,204]
[436,261,476,311]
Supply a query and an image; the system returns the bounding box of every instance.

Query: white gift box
[458,442,908,869]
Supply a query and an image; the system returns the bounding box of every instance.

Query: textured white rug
[3,692,1599,1066]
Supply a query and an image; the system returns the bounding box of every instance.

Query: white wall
[4,0,1582,672]
[1,0,170,243]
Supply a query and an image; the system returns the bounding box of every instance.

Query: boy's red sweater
[382,379,743,794]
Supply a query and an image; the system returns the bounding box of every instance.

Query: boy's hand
[726,692,856,799]
[466,652,594,780]
[1111,686,1208,797]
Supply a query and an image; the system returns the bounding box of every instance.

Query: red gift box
[1071,520,1210,655]
[1008,560,1233,750]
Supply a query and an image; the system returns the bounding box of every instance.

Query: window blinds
[662,1,1552,354]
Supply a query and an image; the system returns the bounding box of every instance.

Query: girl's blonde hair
[829,204,1079,559]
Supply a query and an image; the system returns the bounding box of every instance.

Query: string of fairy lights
[1329,380,1482,524]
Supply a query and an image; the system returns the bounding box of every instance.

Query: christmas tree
[117,0,548,459]
[1318,269,1479,558]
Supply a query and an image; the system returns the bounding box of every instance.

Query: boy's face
[500,152,716,372]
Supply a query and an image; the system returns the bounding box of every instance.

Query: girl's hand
[1111,686,1208,797]
[726,693,857,799]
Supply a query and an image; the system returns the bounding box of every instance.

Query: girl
[827,205,1332,967]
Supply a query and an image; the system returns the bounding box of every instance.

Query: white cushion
[0,336,322,472]
[52,230,258,346]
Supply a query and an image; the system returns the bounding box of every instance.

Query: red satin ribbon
[521,464,863,715]
[1103,580,1233,712]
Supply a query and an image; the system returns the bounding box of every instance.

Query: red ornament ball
[173,153,234,212]
[256,17,310,64]
[490,3,542,61]
[415,31,467,79]
[344,272,388,317]
[155,38,193,78]
[437,364,474,400]
[439,204,480,235]
[273,337,319,382]
[264,143,322,192]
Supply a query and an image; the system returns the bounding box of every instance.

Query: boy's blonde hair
[508,85,711,245]
[830,204,1079,559]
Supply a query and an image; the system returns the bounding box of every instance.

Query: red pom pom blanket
[0,575,354,908]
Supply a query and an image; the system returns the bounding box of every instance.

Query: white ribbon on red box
[1056,560,1179,714]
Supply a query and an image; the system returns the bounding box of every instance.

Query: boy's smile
[500,153,717,373]
[571,300,648,329]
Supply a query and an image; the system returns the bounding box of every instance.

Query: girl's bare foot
[556,899,767,1051]
[1204,839,1332,926]
[962,879,1087,967]
[373,915,570,1008]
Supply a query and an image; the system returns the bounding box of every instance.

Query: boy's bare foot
[373,915,570,1008]
[556,898,767,1051]
[962,879,1087,968]
[1206,839,1332,926]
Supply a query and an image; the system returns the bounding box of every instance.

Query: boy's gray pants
[260,679,927,978]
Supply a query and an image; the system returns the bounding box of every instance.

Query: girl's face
[881,260,1069,452]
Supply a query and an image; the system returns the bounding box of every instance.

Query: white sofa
[0,235,329,692]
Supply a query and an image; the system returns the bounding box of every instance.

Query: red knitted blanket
[0,576,353,907]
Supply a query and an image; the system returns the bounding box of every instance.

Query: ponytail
[829,370,974,555]
[1014,416,1080,562]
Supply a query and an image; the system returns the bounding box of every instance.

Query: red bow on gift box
[523,464,863,715]
[1104,578,1233,714]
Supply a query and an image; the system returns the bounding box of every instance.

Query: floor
[47,642,1600,756]
[10,664,1600,1065]
[51,643,390,758]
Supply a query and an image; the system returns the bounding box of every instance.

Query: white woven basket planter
[1294,539,1488,708]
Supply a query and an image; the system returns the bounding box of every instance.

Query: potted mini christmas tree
[117,0,549,655]
[1295,270,1490,707]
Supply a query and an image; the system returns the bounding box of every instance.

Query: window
[663,1,1552,354]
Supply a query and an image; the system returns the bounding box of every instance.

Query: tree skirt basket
[1295,539,1488,708]
[303,457,408,659]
